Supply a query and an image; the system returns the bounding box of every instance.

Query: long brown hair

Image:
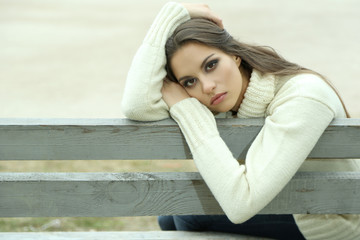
[165,18,350,117]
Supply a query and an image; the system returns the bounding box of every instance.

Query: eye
[183,78,197,88]
[205,59,218,72]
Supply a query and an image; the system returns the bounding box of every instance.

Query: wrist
[167,96,190,108]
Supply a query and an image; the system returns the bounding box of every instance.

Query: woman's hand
[162,78,190,108]
[181,3,224,28]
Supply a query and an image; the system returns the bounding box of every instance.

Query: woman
[122,2,360,240]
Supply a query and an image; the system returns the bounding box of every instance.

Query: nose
[201,77,216,94]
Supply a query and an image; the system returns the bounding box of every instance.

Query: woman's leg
[158,214,305,240]
[158,216,176,230]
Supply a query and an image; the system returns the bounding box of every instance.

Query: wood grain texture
[1,172,359,217]
[0,118,359,160]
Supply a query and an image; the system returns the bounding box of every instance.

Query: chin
[211,106,233,113]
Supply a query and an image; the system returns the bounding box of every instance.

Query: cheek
[185,87,210,105]
[221,61,240,83]
[186,88,201,100]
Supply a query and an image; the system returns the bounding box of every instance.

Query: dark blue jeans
[158,214,305,240]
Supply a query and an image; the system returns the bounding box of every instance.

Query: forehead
[170,43,220,75]
[172,42,216,63]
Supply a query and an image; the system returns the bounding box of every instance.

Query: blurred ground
[0,0,359,232]
[0,0,359,118]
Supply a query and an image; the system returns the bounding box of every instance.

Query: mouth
[211,92,227,105]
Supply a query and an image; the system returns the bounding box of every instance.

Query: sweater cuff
[144,2,190,46]
[170,98,219,150]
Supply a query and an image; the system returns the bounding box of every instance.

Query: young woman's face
[170,42,248,113]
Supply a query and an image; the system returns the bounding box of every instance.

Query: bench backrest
[0,118,360,217]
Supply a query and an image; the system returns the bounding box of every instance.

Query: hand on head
[181,3,224,29]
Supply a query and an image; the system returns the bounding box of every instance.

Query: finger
[198,4,223,29]
[163,77,172,86]
[207,11,224,29]
[213,17,224,29]
[182,3,223,28]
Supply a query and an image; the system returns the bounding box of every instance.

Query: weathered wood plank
[0,231,272,240]
[0,118,359,160]
[1,172,359,217]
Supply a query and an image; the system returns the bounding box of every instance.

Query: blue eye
[183,78,197,88]
[205,60,218,71]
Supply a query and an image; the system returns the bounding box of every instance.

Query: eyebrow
[178,53,215,83]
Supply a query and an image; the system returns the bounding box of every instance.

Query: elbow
[121,101,145,121]
[221,203,258,224]
[121,108,136,120]
[121,99,170,121]
[225,210,253,224]
[121,98,144,121]
[121,99,135,119]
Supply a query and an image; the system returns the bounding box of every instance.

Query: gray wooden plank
[0,118,359,160]
[0,231,273,240]
[1,172,359,217]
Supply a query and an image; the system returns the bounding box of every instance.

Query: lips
[211,92,227,105]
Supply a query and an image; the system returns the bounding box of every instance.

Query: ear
[233,55,241,67]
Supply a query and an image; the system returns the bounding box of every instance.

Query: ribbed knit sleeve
[170,98,219,149]
[170,75,337,224]
[121,2,190,121]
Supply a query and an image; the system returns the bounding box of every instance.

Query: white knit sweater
[121,2,360,239]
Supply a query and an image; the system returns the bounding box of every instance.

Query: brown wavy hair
[165,18,349,117]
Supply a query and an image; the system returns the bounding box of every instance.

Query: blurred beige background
[1,0,359,118]
[0,0,359,232]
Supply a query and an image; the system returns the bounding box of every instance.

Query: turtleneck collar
[237,69,276,118]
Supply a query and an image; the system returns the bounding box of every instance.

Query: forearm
[170,98,254,222]
[121,2,189,121]
[170,97,334,223]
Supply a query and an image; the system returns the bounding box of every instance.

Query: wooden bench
[0,118,359,240]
